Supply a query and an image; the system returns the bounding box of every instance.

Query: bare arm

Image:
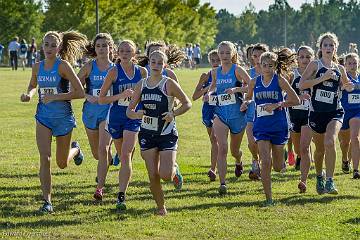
[167,79,192,118]
[192,72,210,101]
[166,68,179,82]
[20,62,39,102]
[299,61,336,90]
[339,65,354,91]
[278,75,301,107]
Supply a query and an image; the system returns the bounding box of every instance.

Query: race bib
[141,115,158,131]
[315,89,334,104]
[92,89,110,97]
[118,97,131,106]
[348,94,360,104]
[218,93,236,106]
[256,104,274,117]
[292,100,309,110]
[40,87,58,95]
[208,95,218,106]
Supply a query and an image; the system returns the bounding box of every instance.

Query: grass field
[0,67,359,239]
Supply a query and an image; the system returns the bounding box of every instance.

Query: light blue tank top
[36,58,72,118]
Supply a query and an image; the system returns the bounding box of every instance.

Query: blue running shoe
[316,175,325,195]
[173,163,183,191]
[39,200,53,214]
[324,179,338,195]
[71,141,84,166]
[113,153,120,166]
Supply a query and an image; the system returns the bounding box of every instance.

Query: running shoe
[298,181,307,193]
[316,175,325,195]
[71,141,84,166]
[113,153,120,167]
[353,170,360,179]
[288,151,295,166]
[234,162,243,178]
[263,199,275,207]
[173,163,183,190]
[116,192,126,210]
[324,179,338,195]
[156,208,167,216]
[249,161,261,180]
[342,161,351,174]
[39,200,53,214]
[218,184,227,195]
[295,156,301,171]
[207,169,216,182]
[94,188,103,201]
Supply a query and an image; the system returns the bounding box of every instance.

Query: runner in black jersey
[126,50,191,216]
[299,32,354,195]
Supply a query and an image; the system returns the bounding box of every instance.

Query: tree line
[1,0,360,53]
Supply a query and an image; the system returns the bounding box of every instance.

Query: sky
[199,0,316,15]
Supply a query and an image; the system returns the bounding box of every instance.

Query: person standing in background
[8,37,20,70]
[0,43,4,64]
[27,38,37,67]
[19,39,28,71]
[193,43,201,69]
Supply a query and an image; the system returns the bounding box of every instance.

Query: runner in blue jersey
[245,43,268,181]
[192,50,220,181]
[206,41,250,195]
[299,32,354,194]
[78,33,116,201]
[287,46,315,193]
[242,51,300,205]
[98,40,147,210]
[127,50,191,216]
[339,53,360,179]
[20,31,87,213]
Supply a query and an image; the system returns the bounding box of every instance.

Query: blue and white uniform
[253,74,289,145]
[106,63,143,139]
[138,77,178,151]
[202,71,215,128]
[308,60,343,134]
[245,67,258,123]
[289,68,310,133]
[82,60,114,130]
[213,64,246,134]
[340,73,360,130]
[35,58,76,136]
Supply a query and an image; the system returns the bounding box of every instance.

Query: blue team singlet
[82,60,114,129]
[202,70,215,127]
[214,64,243,120]
[36,58,72,119]
[253,74,288,133]
[310,60,342,112]
[341,73,360,111]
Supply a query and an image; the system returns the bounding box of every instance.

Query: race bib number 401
[256,104,274,117]
[348,94,360,104]
[315,89,335,104]
[218,93,236,106]
[141,115,158,131]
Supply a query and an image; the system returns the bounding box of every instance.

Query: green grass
[0,68,359,239]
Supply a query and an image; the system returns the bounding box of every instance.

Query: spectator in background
[27,38,37,67]
[19,39,28,70]
[8,36,20,70]
[185,43,193,69]
[193,43,201,69]
[0,43,4,64]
